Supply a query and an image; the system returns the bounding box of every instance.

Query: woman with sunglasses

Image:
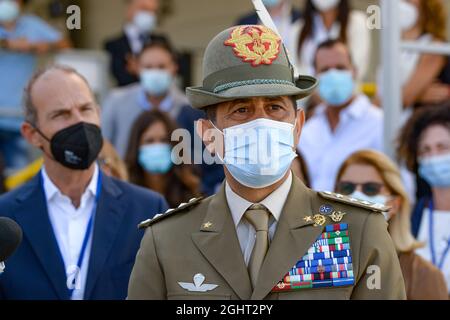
[335,149,447,299]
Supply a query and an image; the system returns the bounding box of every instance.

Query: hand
[5,37,32,52]
[419,83,450,104]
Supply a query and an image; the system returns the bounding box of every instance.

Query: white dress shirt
[225,172,293,266]
[124,23,144,55]
[416,208,450,293]
[299,94,383,192]
[42,165,99,300]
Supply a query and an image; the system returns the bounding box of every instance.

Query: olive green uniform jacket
[128,176,406,300]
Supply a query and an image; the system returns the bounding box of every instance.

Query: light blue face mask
[215,118,297,189]
[419,153,450,188]
[262,0,281,8]
[318,69,355,107]
[138,143,173,174]
[0,0,20,23]
[133,10,156,33]
[140,69,173,97]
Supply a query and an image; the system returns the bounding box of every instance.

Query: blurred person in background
[335,150,448,300]
[102,40,201,159]
[98,139,129,181]
[398,104,450,293]
[0,65,168,300]
[105,0,168,87]
[0,0,70,172]
[125,110,201,208]
[299,39,383,192]
[291,0,370,82]
[236,0,301,55]
[377,0,448,110]
[102,40,223,195]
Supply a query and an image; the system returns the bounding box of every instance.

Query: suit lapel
[14,175,70,300]
[84,175,125,300]
[251,177,324,300]
[192,184,252,300]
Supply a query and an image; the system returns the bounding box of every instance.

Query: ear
[196,119,221,156]
[293,107,305,147]
[21,122,44,150]
[352,65,358,81]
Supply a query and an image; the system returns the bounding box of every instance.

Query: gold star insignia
[303,216,313,222]
[203,222,213,229]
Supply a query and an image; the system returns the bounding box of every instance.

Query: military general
[127,25,406,300]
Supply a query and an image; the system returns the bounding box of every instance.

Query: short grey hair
[23,64,95,126]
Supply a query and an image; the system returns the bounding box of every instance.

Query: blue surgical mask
[419,153,450,188]
[262,0,281,8]
[318,69,355,107]
[215,118,297,189]
[133,10,156,34]
[140,69,173,96]
[139,143,173,174]
[0,0,20,23]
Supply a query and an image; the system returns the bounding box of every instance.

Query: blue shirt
[0,15,61,132]
[138,88,174,113]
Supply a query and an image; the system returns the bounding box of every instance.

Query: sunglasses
[336,181,384,197]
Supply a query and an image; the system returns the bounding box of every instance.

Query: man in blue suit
[0,65,168,300]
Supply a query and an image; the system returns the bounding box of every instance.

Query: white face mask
[399,0,418,31]
[312,0,340,12]
[212,118,298,189]
[133,10,156,34]
[0,0,20,23]
[349,191,391,221]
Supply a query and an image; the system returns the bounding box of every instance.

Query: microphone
[0,217,23,273]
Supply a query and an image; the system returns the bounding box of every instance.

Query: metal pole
[380,0,402,159]
[401,41,450,56]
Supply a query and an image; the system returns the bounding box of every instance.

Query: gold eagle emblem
[224,26,281,67]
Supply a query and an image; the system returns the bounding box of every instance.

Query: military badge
[224,25,281,67]
[272,223,355,292]
[312,214,326,227]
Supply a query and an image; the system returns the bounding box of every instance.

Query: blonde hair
[335,150,423,253]
[420,0,447,41]
[99,140,129,181]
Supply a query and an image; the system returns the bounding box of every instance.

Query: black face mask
[35,122,103,170]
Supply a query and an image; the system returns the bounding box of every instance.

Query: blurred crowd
[0,0,450,299]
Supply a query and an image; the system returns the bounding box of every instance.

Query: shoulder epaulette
[318,191,389,213]
[138,197,204,229]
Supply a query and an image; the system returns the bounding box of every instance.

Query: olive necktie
[245,204,270,288]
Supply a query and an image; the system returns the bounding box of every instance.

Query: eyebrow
[48,102,95,118]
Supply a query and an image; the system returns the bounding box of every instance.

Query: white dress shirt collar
[225,171,293,227]
[41,164,100,206]
[124,23,143,54]
[315,94,369,120]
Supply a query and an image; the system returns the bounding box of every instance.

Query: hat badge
[224,25,281,67]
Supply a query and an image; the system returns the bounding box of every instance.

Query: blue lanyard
[428,200,450,270]
[40,169,102,298]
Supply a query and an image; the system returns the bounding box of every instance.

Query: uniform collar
[225,171,293,227]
